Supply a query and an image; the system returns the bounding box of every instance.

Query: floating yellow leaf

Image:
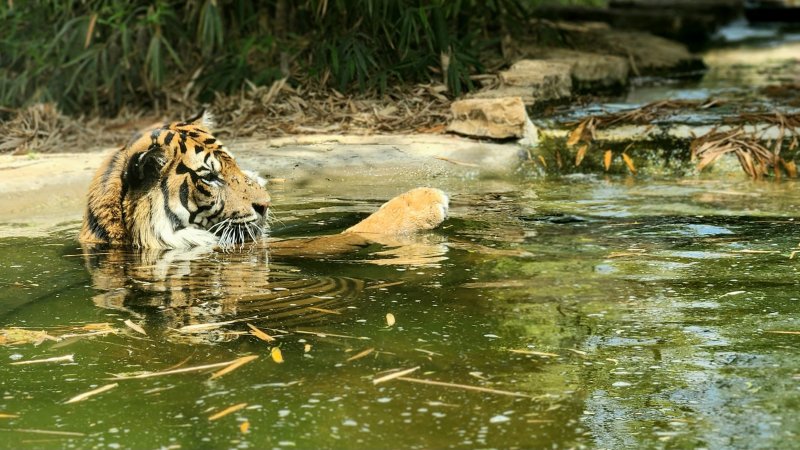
[123,319,146,336]
[567,119,587,146]
[0,413,19,419]
[386,313,396,327]
[304,344,311,353]
[209,403,248,421]
[575,144,588,167]
[622,153,637,174]
[271,347,284,363]
[247,323,275,342]
[604,150,613,171]
[210,355,259,380]
[239,420,250,433]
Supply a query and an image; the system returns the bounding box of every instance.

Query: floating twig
[210,355,259,380]
[208,403,248,421]
[10,354,74,365]
[373,366,420,385]
[396,377,532,398]
[65,383,118,404]
[108,357,251,380]
[346,348,375,362]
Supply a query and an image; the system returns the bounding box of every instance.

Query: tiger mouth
[207,218,267,249]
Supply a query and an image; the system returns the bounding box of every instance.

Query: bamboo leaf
[567,120,587,147]
[84,13,98,48]
[603,150,613,171]
[575,144,588,167]
[622,153,637,174]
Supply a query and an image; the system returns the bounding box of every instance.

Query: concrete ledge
[0,134,525,237]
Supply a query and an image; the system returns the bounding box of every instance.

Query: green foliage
[1,0,538,115]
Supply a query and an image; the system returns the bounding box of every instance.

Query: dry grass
[0,80,452,155]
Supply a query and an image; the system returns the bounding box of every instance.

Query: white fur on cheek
[167,228,219,249]
[141,192,218,249]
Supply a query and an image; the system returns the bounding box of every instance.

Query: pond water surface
[1,173,799,449]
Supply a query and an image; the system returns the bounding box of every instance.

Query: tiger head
[80,111,271,249]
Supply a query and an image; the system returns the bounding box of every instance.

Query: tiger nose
[252,200,270,217]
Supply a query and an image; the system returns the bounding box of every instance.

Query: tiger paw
[343,187,449,236]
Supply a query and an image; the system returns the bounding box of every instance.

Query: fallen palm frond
[690,128,776,179]
[566,99,721,147]
[692,112,800,179]
[563,100,722,173]
[563,99,800,178]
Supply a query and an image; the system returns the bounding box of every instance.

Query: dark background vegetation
[1,0,561,116]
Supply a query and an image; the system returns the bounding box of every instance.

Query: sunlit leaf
[566,119,587,147]
[271,347,284,364]
[603,150,613,171]
[386,313,396,327]
[575,144,588,167]
[622,153,637,174]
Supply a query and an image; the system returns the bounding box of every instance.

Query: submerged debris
[0,323,117,346]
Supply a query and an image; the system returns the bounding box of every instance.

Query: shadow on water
[1,176,800,449]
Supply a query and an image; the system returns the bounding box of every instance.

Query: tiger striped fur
[80,111,450,250]
[80,111,271,249]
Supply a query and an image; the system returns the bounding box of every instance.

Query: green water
[2,176,800,449]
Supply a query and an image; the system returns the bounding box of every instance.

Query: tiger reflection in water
[83,232,449,342]
[80,112,449,340]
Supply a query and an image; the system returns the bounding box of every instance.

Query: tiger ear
[186,109,215,129]
[125,144,166,191]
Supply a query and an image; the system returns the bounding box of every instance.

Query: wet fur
[80,113,449,250]
[80,112,270,249]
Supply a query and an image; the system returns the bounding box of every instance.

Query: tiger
[79,111,449,250]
